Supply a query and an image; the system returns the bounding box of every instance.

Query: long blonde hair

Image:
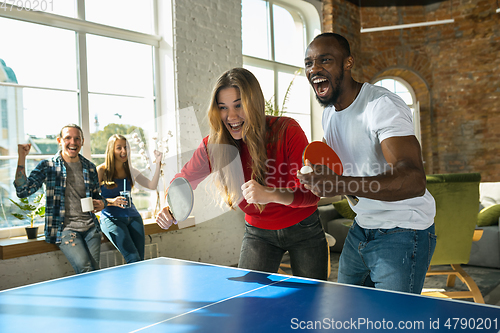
[207,68,268,211]
[102,134,133,189]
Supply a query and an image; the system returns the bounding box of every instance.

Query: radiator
[100,243,159,269]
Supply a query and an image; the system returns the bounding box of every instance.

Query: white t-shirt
[322,83,435,230]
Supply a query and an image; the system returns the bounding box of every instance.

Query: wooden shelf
[0,217,194,260]
[0,237,59,260]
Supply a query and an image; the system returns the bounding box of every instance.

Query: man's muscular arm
[15,144,31,186]
[299,136,426,201]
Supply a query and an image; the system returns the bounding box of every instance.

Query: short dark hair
[59,124,84,140]
[313,32,351,58]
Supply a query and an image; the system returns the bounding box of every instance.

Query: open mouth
[68,147,78,152]
[228,121,244,132]
[312,77,330,98]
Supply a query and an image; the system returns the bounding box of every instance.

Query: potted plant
[265,69,301,116]
[10,193,45,239]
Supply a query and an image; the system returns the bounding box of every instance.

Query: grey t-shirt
[63,160,94,232]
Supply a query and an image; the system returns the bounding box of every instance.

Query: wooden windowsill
[0,217,195,260]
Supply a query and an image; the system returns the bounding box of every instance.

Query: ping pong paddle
[166,177,194,222]
[302,141,358,206]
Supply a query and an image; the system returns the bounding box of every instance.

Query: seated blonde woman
[97,134,161,263]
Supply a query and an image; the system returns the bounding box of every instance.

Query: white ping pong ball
[300,165,313,174]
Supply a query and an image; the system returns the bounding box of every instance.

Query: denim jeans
[58,225,101,274]
[338,221,436,294]
[238,210,329,280]
[100,215,145,263]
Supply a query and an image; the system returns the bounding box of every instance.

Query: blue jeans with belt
[100,215,145,263]
[58,225,101,274]
[238,210,329,281]
[338,220,436,293]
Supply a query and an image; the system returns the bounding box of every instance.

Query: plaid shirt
[14,152,104,244]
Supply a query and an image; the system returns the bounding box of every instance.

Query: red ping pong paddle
[302,141,343,175]
[302,141,358,206]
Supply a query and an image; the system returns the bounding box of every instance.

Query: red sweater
[176,117,319,230]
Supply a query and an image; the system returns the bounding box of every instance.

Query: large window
[242,0,319,140]
[374,78,421,143]
[0,2,161,233]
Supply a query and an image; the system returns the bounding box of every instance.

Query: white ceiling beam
[361,19,454,33]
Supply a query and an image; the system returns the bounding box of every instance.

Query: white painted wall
[162,0,246,269]
[174,0,243,138]
[0,250,76,291]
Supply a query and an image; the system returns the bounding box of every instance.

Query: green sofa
[468,181,500,268]
[425,173,480,265]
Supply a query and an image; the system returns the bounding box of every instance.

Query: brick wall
[322,0,500,181]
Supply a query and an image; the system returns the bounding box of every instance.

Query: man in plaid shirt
[15,124,106,274]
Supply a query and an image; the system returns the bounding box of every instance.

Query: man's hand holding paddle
[297,141,358,205]
[297,159,343,198]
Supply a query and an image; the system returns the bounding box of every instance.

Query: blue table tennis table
[1,257,499,332]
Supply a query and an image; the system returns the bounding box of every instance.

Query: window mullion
[76,0,90,159]
[76,31,91,160]
[268,1,275,61]
[153,44,161,134]
[151,0,161,134]
[268,1,279,112]
[0,4,160,47]
[77,0,85,20]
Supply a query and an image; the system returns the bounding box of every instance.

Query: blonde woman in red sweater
[156,68,328,280]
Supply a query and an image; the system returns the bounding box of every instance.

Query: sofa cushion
[468,224,500,268]
[478,204,500,227]
[480,182,500,208]
[318,204,342,230]
[333,199,356,220]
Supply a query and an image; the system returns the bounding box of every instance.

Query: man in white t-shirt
[298,33,436,294]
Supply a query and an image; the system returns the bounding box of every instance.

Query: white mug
[81,197,94,212]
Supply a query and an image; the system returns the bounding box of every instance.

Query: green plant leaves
[11,213,24,220]
[33,193,44,204]
[9,193,45,227]
[264,69,301,117]
[35,206,45,216]
[9,198,35,212]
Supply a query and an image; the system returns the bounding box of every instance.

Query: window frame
[372,76,421,143]
[0,0,165,235]
[0,1,162,158]
[242,0,321,140]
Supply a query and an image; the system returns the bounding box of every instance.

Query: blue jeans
[238,210,329,280]
[100,215,145,263]
[58,225,101,274]
[338,221,436,294]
